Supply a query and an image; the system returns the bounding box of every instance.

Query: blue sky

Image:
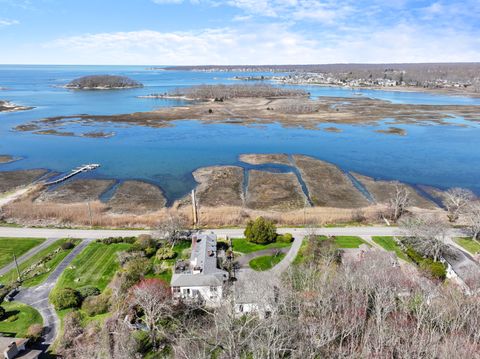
[0,0,479,65]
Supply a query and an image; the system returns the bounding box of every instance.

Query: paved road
[15,238,94,344]
[0,237,59,276]
[0,225,413,240]
[0,225,467,240]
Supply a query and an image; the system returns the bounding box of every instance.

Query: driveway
[15,238,94,344]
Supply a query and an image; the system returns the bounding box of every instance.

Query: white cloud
[40,22,480,65]
[0,19,19,27]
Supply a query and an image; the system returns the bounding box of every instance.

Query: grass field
[318,236,368,248]
[232,238,292,254]
[249,253,286,271]
[55,242,131,292]
[454,237,480,255]
[0,237,45,269]
[372,236,410,262]
[0,239,79,287]
[0,302,43,338]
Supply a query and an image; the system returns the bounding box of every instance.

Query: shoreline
[0,153,447,228]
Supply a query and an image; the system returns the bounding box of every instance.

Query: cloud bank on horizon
[0,0,479,65]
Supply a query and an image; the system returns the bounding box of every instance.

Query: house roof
[0,337,41,359]
[171,232,228,287]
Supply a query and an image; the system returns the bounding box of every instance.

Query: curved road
[15,238,94,344]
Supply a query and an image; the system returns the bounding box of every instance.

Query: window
[172,287,180,294]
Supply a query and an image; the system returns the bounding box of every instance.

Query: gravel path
[15,238,94,345]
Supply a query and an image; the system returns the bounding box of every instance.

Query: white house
[171,233,228,306]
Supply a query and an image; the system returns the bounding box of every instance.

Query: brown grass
[1,186,445,228]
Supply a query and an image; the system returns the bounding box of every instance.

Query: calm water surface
[0,65,479,201]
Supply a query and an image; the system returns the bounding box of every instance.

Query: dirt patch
[293,155,369,208]
[192,166,244,207]
[108,180,166,214]
[239,153,291,166]
[0,169,48,193]
[245,170,308,210]
[352,173,438,209]
[36,179,115,204]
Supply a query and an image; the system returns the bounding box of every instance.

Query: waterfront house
[171,233,228,306]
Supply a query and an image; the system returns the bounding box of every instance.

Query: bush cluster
[277,233,294,243]
[81,292,110,316]
[61,242,75,250]
[77,286,101,299]
[0,306,5,320]
[406,247,447,280]
[98,237,136,245]
[156,247,176,260]
[51,288,82,310]
[26,324,43,342]
[244,217,277,244]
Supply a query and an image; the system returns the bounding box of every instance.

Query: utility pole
[87,201,93,227]
[191,190,198,228]
[13,253,21,282]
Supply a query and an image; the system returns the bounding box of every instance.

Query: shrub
[61,242,75,250]
[277,233,294,243]
[124,257,152,278]
[81,294,110,316]
[420,260,447,280]
[0,306,5,320]
[77,286,100,299]
[244,217,277,244]
[50,288,81,310]
[100,236,136,245]
[26,324,43,342]
[144,247,157,258]
[406,246,446,280]
[156,247,176,260]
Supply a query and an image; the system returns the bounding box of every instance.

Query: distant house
[0,337,41,359]
[171,233,228,306]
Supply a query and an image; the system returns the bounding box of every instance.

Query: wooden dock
[44,164,100,185]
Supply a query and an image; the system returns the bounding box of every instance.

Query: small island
[65,75,143,90]
[0,100,34,112]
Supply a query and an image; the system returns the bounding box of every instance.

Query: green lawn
[55,242,131,292]
[249,253,286,271]
[0,302,43,338]
[372,236,410,262]
[0,239,79,287]
[318,236,368,249]
[0,237,45,269]
[232,238,292,254]
[454,237,480,255]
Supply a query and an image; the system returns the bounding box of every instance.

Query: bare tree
[131,278,172,350]
[464,200,480,242]
[443,187,476,222]
[387,182,410,222]
[399,214,450,261]
[155,213,190,247]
